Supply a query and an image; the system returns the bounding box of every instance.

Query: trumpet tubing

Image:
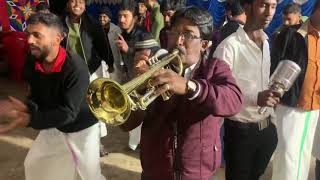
[87,49,183,126]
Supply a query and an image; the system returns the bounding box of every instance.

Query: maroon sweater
[133,57,243,180]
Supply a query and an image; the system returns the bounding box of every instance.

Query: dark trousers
[316,159,320,180]
[141,172,148,180]
[224,119,278,180]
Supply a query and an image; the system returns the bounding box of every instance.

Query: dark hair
[27,12,64,34]
[36,2,49,12]
[160,0,185,13]
[137,0,146,3]
[226,0,244,16]
[171,6,213,40]
[99,6,112,19]
[283,3,301,15]
[119,0,137,16]
[239,0,255,6]
[312,0,320,14]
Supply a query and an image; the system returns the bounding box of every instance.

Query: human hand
[133,49,151,76]
[0,96,30,133]
[150,69,187,95]
[116,34,129,53]
[257,89,280,107]
[0,110,30,133]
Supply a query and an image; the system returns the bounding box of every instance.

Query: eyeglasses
[167,31,201,40]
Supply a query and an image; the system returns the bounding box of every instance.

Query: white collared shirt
[184,63,196,80]
[213,27,272,123]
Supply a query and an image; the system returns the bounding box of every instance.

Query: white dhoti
[128,124,142,150]
[24,123,105,180]
[272,104,319,180]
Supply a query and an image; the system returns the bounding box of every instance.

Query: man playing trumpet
[121,6,243,180]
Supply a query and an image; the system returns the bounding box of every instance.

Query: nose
[27,34,35,45]
[119,16,125,23]
[176,34,185,47]
[165,16,170,24]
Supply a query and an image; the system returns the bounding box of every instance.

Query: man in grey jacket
[99,7,127,83]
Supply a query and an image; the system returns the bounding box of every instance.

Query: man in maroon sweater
[122,6,243,180]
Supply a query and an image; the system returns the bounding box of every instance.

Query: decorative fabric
[1,0,48,32]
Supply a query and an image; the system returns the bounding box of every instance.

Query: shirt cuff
[188,81,201,100]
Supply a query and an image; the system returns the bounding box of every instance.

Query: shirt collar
[184,63,197,80]
[308,22,320,38]
[66,16,82,28]
[236,27,269,43]
[35,47,67,73]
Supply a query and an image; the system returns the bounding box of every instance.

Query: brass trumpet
[86,49,183,126]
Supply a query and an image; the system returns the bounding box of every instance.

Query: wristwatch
[186,80,198,97]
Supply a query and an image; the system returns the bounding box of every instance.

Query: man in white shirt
[213,0,278,179]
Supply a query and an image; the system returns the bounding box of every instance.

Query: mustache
[29,45,40,50]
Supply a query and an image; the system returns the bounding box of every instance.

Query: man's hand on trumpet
[150,69,187,96]
[0,96,30,133]
[134,49,188,96]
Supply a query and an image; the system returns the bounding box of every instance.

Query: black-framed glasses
[167,31,201,40]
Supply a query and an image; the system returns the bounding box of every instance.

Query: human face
[282,13,301,25]
[118,10,135,32]
[247,0,277,29]
[146,0,155,9]
[167,18,205,67]
[162,10,175,27]
[138,3,147,15]
[67,0,85,18]
[99,14,110,26]
[311,6,320,27]
[26,23,61,62]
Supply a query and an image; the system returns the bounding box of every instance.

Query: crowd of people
[0,0,320,180]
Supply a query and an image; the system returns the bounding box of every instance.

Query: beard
[30,45,51,62]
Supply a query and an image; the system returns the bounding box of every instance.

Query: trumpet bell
[87,78,131,126]
[86,49,183,126]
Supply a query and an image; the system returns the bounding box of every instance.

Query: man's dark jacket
[61,12,112,74]
[271,23,308,107]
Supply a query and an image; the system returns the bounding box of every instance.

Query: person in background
[61,0,111,157]
[272,3,307,41]
[116,0,152,80]
[282,2,307,26]
[122,6,243,180]
[0,12,105,180]
[271,1,320,180]
[209,0,246,58]
[159,0,184,49]
[136,0,151,32]
[213,0,279,179]
[35,2,50,13]
[220,0,246,41]
[61,0,111,73]
[99,7,126,84]
[116,0,153,151]
[145,0,164,42]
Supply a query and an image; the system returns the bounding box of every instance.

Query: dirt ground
[0,77,316,180]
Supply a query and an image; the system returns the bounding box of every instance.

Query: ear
[52,32,63,46]
[242,3,252,16]
[200,40,210,53]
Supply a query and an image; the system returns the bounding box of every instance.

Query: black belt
[225,117,271,131]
